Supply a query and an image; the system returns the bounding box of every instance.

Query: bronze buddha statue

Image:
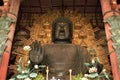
[29,17,91,80]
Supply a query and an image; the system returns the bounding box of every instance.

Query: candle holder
[46,66,49,80]
[69,69,72,80]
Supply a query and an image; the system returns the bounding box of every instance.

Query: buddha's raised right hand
[29,40,43,64]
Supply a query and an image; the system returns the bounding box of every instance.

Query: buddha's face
[55,22,69,40]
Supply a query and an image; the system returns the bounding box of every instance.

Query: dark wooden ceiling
[20,0,102,14]
[1,0,107,28]
[16,0,106,29]
[0,0,120,14]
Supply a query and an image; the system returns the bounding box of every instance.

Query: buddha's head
[52,17,73,43]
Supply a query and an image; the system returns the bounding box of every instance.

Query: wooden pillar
[0,0,21,80]
[100,0,120,80]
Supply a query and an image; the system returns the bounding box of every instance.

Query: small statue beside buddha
[29,17,91,80]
